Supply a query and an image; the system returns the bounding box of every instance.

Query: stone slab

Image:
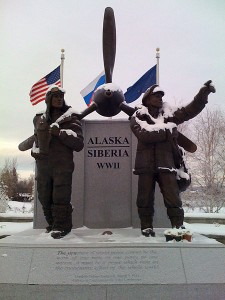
[0,229,225,286]
[1,283,225,300]
[106,284,225,300]
[28,247,185,285]
[0,284,107,300]
[0,248,33,284]
[1,284,225,300]
[182,247,225,283]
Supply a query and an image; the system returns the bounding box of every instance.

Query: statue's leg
[136,173,156,234]
[36,161,53,231]
[51,167,73,237]
[157,172,184,228]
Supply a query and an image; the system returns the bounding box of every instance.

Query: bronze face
[145,92,163,109]
[51,92,64,108]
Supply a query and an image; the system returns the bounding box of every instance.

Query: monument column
[34,119,170,229]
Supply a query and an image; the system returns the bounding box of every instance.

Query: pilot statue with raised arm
[130,81,215,237]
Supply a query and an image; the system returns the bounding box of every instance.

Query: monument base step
[0,228,225,300]
[1,283,225,300]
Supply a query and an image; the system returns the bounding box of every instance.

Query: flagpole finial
[61,49,65,59]
[156,47,160,58]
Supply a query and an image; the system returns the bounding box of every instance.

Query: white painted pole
[60,49,65,88]
[156,47,160,85]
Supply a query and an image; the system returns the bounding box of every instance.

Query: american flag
[29,66,61,106]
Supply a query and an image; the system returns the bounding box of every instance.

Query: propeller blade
[177,132,197,153]
[103,7,116,83]
[78,103,98,120]
[18,135,35,151]
[119,102,136,117]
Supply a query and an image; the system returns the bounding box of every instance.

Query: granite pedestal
[0,228,225,300]
[2,119,224,299]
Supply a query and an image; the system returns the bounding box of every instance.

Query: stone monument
[1,7,224,300]
[33,7,170,230]
[34,118,170,229]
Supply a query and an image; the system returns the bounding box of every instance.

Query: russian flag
[80,71,106,106]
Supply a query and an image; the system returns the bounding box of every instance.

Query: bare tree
[0,158,35,202]
[17,174,35,195]
[183,108,225,212]
[0,181,9,212]
[0,158,19,200]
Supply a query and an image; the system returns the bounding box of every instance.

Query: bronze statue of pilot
[130,81,215,237]
[19,86,84,239]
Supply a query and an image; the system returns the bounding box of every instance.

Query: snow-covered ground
[184,207,225,237]
[0,201,224,242]
[0,200,33,219]
[0,221,33,236]
[0,221,224,244]
[0,201,33,235]
[184,206,225,217]
[0,224,221,246]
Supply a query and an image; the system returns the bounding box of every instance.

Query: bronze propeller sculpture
[78,7,197,153]
[19,7,197,153]
[78,7,135,119]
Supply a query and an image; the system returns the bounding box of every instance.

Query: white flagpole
[60,49,65,88]
[156,47,160,85]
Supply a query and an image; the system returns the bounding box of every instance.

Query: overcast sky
[1,0,224,178]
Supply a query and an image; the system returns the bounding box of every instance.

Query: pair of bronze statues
[19,7,216,238]
[19,81,215,238]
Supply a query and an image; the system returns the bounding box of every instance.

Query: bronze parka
[32,107,84,164]
[130,86,211,175]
